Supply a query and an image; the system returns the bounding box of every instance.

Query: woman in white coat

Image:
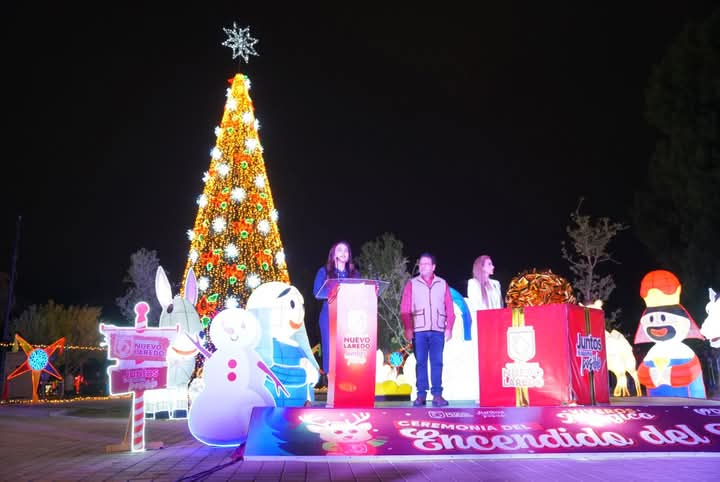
[467,255,503,312]
[458,255,503,403]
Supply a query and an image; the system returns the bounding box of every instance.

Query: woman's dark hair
[325,240,359,277]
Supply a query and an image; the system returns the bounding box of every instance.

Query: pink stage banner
[244,405,720,459]
[109,366,168,393]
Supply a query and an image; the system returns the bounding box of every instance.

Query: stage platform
[244,396,720,461]
[2,397,720,481]
[311,395,720,408]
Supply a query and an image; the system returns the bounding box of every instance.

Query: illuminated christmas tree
[182,24,290,341]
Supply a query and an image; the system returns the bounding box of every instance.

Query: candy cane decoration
[131,302,149,451]
[135,301,149,332]
[132,391,145,451]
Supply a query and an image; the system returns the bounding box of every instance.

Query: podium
[315,278,388,408]
[476,303,609,407]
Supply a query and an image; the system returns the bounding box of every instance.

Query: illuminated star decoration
[222,23,259,63]
[389,352,404,367]
[7,334,65,403]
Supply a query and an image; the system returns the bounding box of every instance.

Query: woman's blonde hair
[472,255,492,305]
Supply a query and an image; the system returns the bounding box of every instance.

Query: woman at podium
[313,241,360,386]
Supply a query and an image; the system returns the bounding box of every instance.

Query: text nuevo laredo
[343,336,371,350]
[134,342,164,357]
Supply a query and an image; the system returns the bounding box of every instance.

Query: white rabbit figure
[154,266,202,418]
[701,288,720,348]
[188,307,284,447]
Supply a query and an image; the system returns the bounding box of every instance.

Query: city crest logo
[502,326,544,388]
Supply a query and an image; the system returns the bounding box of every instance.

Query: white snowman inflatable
[187,307,286,447]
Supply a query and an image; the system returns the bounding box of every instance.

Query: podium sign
[477,303,609,407]
[325,281,384,408]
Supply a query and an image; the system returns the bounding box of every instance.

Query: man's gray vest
[410,275,448,332]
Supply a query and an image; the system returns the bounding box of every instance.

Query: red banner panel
[477,304,609,406]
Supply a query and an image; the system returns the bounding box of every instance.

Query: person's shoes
[432,395,449,407]
[412,396,427,407]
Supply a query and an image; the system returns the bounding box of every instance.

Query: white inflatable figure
[701,288,720,348]
[605,329,641,397]
[581,300,640,397]
[375,350,395,383]
[437,292,479,401]
[187,308,287,447]
[149,266,202,419]
[635,271,706,399]
[246,282,319,407]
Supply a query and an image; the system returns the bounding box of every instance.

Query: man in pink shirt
[400,253,455,407]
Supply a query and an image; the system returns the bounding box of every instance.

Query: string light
[0,342,106,351]
[0,395,131,406]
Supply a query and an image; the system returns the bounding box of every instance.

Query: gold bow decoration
[506,269,575,308]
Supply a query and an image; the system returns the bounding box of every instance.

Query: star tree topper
[222,23,259,63]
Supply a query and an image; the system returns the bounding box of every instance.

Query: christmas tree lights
[182,74,290,347]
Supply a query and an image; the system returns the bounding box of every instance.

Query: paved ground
[1,398,719,482]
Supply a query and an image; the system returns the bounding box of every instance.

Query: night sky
[3,3,717,338]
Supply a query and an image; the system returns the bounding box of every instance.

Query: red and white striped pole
[131,302,149,451]
[135,302,149,332]
[132,390,145,451]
